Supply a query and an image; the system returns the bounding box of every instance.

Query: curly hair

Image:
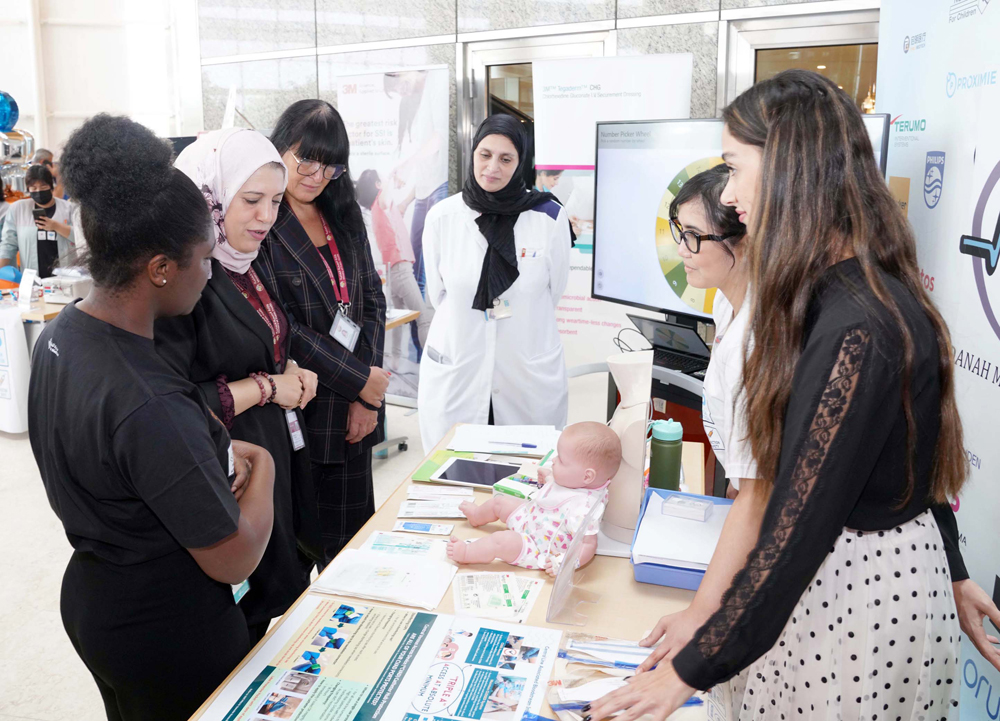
[60,114,211,290]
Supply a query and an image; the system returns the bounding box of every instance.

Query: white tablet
[429,457,523,488]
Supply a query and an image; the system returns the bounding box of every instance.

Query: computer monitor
[592,114,891,320]
[862,113,890,178]
[592,119,724,322]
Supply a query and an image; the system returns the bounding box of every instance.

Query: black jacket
[154,258,320,625]
[257,202,387,465]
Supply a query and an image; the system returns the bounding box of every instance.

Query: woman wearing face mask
[30,115,276,721]
[155,129,321,644]
[260,100,388,566]
[588,69,974,721]
[1,163,75,278]
[416,115,570,453]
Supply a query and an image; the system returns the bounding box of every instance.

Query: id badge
[330,310,360,352]
[37,229,46,241]
[47,230,56,241]
[285,409,306,451]
[485,299,512,321]
[231,579,250,604]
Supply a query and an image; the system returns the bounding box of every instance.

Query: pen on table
[549,698,703,712]
[492,441,538,449]
[557,650,641,670]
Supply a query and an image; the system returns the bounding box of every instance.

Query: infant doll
[446,422,623,577]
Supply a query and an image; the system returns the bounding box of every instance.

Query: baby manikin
[446,422,623,576]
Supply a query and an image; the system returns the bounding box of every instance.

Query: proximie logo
[924,152,946,209]
[891,115,927,133]
[946,68,998,98]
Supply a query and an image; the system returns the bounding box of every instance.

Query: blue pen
[549,698,703,712]
[557,650,640,670]
[492,441,538,449]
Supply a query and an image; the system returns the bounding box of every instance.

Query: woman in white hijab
[156,128,322,643]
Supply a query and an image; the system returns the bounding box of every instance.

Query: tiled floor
[0,405,422,721]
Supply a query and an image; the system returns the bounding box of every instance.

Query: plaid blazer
[257,202,387,465]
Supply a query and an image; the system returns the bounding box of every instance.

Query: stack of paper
[360,530,450,561]
[453,572,544,624]
[447,425,561,457]
[312,548,456,610]
[631,501,730,570]
[407,484,474,501]
[398,499,467,519]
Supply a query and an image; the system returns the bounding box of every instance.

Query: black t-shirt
[35,203,59,278]
[28,302,241,565]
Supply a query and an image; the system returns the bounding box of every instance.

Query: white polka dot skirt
[735,510,959,721]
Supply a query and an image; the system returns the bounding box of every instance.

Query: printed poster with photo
[337,66,450,401]
[212,597,561,721]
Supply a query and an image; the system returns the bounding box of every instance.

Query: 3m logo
[342,84,358,95]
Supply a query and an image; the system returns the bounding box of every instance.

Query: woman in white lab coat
[418,115,570,452]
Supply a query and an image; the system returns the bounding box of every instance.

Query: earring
[161,280,167,286]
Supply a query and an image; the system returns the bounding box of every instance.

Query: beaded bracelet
[261,372,278,404]
[249,373,268,407]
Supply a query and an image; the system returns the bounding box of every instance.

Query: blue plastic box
[630,488,734,591]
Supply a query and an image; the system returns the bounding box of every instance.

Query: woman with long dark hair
[258,99,388,566]
[29,114,275,720]
[416,114,570,453]
[589,70,970,720]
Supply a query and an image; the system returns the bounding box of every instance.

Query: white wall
[0,0,204,154]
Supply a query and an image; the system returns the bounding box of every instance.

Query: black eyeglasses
[669,218,738,254]
[291,153,346,180]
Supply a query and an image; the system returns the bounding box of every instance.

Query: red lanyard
[245,268,283,363]
[317,215,349,307]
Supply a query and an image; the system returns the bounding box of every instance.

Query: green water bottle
[649,419,684,491]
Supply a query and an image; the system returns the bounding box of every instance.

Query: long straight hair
[724,70,965,504]
[270,99,366,244]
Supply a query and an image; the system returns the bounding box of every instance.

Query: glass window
[755,44,878,112]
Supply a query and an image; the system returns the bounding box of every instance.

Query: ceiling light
[817,65,827,69]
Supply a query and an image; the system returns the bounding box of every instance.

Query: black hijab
[462,115,560,311]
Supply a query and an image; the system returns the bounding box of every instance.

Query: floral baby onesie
[505,479,610,571]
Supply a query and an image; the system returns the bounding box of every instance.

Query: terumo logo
[950,0,990,23]
[924,152,946,209]
[946,68,998,97]
[891,115,927,133]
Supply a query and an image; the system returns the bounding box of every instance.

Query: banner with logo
[338,66,450,401]
[878,3,1000,717]
[531,55,693,419]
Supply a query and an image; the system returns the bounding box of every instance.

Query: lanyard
[244,268,284,364]
[317,215,349,308]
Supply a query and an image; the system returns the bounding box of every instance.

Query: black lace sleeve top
[672,258,967,691]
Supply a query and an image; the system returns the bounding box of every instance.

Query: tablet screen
[436,459,522,487]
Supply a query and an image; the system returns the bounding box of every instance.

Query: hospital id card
[486,299,512,321]
[285,409,306,451]
[231,579,250,604]
[330,310,360,352]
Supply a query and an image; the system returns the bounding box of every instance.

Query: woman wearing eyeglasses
[258,100,388,566]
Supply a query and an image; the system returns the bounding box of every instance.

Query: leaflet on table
[398,499,467,519]
[312,549,456,610]
[453,572,545,624]
[215,596,562,721]
[360,530,450,561]
[393,521,455,536]
[408,484,475,500]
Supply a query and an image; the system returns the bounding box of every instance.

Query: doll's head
[551,422,623,490]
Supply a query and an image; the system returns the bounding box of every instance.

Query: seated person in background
[1,163,75,278]
[355,168,433,361]
[447,422,621,576]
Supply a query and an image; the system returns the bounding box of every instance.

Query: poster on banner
[337,66,450,400]
[531,55,693,417]
[877,1,1000,717]
[209,596,560,721]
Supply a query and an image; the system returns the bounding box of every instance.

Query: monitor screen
[592,119,724,321]
[627,314,710,358]
[592,115,891,318]
[862,113,890,177]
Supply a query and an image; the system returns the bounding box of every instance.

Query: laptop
[626,314,711,378]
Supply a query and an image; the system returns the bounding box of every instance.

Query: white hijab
[175,128,287,274]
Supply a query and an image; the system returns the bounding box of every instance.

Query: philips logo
[924,152,946,209]
[946,68,998,97]
[47,340,59,357]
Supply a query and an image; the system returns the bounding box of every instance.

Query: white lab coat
[418,193,571,452]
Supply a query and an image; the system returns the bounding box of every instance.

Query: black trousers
[61,550,249,721]
[312,450,375,567]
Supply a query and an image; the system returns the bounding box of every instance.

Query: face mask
[31,189,53,205]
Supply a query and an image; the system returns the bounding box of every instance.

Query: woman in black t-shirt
[28,115,276,721]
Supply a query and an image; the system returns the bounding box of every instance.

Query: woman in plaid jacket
[258,100,389,566]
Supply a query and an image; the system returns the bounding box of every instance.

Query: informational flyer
[216,597,562,721]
